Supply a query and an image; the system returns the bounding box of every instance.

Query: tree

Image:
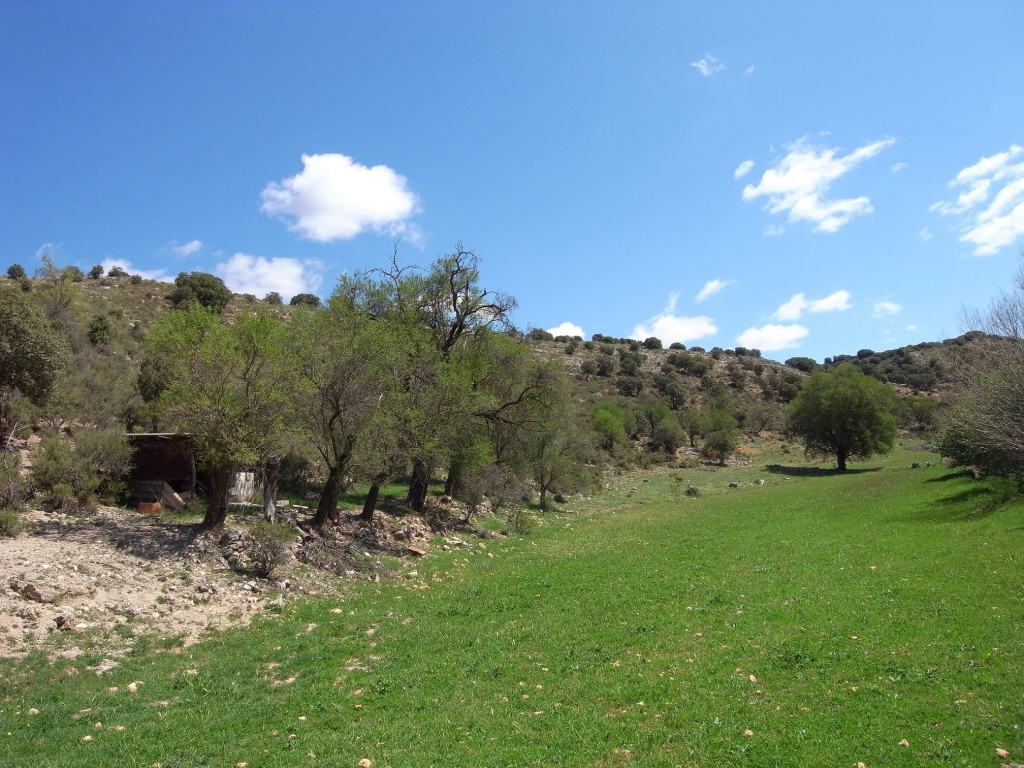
[286,300,408,527]
[264,291,283,305]
[785,364,898,470]
[6,264,26,280]
[701,409,739,465]
[145,306,291,530]
[88,265,104,279]
[289,293,321,307]
[169,271,233,313]
[0,285,70,439]
[938,261,1024,483]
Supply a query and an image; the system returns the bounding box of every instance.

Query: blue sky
[3,1,1023,362]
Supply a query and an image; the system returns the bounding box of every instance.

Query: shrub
[88,265,104,279]
[289,293,322,307]
[247,521,295,578]
[107,266,128,278]
[6,264,26,280]
[502,507,535,536]
[643,337,663,350]
[87,314,113,346]
[130,274,143,285]
[0,507,26,536]
[32,427,133,510]
[264,291,283,305]
[528,328,554,341]
[169,271,232,312]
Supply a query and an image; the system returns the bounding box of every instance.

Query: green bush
[31,427,133,510]
[502,507,535,536]
[0,507,26,536]
[247,521,295,578]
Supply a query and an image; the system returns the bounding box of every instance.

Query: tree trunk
[538,486,548,511]
[836,450,848,471]
[359,481,382,522]
[314,466,344,527]
[405,459,431,512]
[262,453,281,522]
[201,465,232,531]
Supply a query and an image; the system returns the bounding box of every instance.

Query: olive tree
[145,306,291,530]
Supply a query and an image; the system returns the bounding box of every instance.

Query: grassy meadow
[2,446,1023,767]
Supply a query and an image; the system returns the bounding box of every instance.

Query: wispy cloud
[632,292,717,345]
[734,160,755,179]
[695,279,733,303]
[891,162,908,172]
[774,290,852,321]
[931,144,1024,255]
[764,224,785,237]
[872,300,901,318]
[546,321,584,338]
[736,324,809,352]
[691,54,725,77]
[261,153,421,243]
[741,136,896,233]
[919,227,933,242]
[215,253,324,301]
[170,239,203,257]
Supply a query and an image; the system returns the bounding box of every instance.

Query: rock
[16,606,38,620]
[553,493,569,504]
[9,579,60,604]
[728,482,739,489]
[54,615,73,631]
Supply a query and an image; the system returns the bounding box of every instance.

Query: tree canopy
[785,363,898,470]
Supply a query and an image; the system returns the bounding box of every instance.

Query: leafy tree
[88,265,104,279]
[169,271,233,313]
[145,306,291,529]
[592,400,633,450]
[785,356,818,373]
[643,337,662,350]
[785,364,898,470]
[289,293,321,307]
[264,291,283,305]
[700,409,739,465]
[6,264,26,280]
[287,300,408,527]
[0,285,69,438]
[107,265,128,278]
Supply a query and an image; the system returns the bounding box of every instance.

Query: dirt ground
[0,503,440,664]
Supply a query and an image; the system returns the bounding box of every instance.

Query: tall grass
[2,449,1022,767]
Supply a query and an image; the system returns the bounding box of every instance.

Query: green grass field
[3,447,1022,767]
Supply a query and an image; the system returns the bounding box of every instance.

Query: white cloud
[695,278,733,303]
[101,258,173,282]
[932,144,1024,255]
[691,54,725,77]
[774,290,852,321]
[744,66,755,76]
[171,239,203,257]
[872,300,901,318]
[764,224,785,237]
[906,324,917,332]
[546,321,584,338]
[734,160,755,179]
[631,292,717,345]
[261,153,420,243]
[919,227,933,242]
[736,324,809,352]
[891,162,908,172]
[742,136,896,233]
[215,253,324,301]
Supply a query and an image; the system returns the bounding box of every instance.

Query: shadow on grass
[925,471,969,484]
[763,464,883,477]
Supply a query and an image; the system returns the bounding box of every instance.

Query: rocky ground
[0,503,450,664]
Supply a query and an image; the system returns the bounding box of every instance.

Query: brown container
[137,501,162,515]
